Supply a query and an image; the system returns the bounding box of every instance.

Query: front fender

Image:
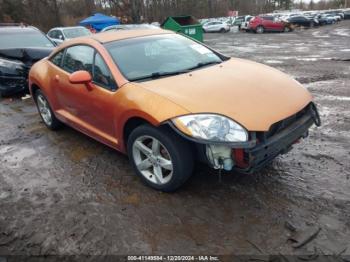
[113,83,191,153]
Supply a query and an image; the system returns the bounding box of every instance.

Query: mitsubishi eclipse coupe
[29,29,321,192]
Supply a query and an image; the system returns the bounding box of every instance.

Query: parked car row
[200,8,350,34]
[248,9,349,33]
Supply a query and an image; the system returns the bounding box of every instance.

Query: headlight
[0,57,25,75]
[172,114,248,143]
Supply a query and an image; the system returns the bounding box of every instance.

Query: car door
[204,22,213,32]
[296,17,306,26]
[51,45,118,146]
[210,22,218,32]
[272,17,284,31]
[206,22,214,32]
[262,16,274,30]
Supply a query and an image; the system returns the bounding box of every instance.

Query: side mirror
[69,70,93,90]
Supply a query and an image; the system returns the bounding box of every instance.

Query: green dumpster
[161,15,203,42]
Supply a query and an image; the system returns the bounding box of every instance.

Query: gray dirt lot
[0,21,349,257]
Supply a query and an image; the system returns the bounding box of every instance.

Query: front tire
[34,89,62,130]
[127,125,194,192]
[284,26,291,32]
[256,26,264,34]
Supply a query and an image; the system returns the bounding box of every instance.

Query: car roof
[90,29,174,44]
[0,26,40,33]
[49,26,87,31]
[54,29,176,57]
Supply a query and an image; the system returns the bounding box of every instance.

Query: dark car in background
[287,16,316,27]
[0,24,55,97]
[344,11,350,19]
[316,14,334,25]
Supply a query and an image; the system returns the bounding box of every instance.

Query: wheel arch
[30,83,41,100]
[120,115,187,154]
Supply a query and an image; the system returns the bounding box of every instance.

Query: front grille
[0,76,26,88]
[256,103,313,143]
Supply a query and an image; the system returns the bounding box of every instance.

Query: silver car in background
[202,21,230,33]
[47,26,91,45]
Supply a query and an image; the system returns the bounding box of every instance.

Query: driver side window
[93,52,117,91]
[56,30,64,40]
[62,45,94,74]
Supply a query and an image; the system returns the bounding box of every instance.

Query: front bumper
[0,76,28,96]
[234,103,320,173]
[236,114,315,174]
[197,103,320,173]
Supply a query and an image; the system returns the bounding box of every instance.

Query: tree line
[0,0,347,32]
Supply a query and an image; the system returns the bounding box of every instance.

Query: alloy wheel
[132,135,173,185]
[257,26,264,34]
[37,94,52,126]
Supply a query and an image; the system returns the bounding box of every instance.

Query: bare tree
[0,0,347,31]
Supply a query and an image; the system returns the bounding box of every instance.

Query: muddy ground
[0,21,349,258]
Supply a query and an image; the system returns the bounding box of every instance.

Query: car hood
[0,47,53,64]
[137,58,312,131]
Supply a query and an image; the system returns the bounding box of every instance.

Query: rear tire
[34,89,62,130]
[127,125,194,192]
[219,28,225,33]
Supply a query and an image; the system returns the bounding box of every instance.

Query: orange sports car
[29,29,321,192]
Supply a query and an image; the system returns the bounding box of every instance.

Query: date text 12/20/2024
[127,256,220,261]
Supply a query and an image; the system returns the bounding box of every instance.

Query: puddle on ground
[0,146,36,163]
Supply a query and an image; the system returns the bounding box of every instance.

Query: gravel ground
[0,21,349,257]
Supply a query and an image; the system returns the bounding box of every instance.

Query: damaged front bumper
[203,103,321,173]
[0,75,28,96]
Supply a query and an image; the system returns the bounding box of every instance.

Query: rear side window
[263,16,274,21]
[48,30,56,38]
[93,52,116,90]
[62,45,94,74]
[50,50,64,67]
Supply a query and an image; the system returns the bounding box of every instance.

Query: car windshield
[63,28,91,39]
[0,30,54,49]
[105,34,223,81]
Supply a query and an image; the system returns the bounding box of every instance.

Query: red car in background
[249,16,292,33]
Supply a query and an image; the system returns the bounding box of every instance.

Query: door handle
[54,75,60,82]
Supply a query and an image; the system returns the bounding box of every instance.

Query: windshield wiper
[129,61,222,82]
[130,70,190,82]
[186,61,222,71]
